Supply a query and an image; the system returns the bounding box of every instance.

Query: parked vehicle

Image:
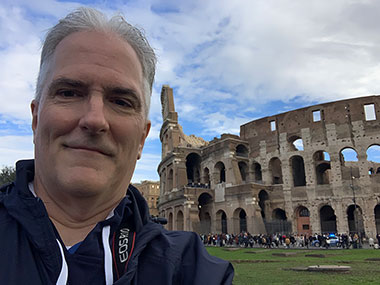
[311,239,321,247]
[326,234,341,247]
[311,234,341,247]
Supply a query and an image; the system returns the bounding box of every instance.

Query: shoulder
[0,182,13,222]
[148,229,234,284]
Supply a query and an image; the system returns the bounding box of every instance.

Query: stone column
[281,155,293,189]
[310,204,321,234]
[334,201,347,234]
[363,198,377,238]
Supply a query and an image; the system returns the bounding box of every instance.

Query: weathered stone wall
[158,85,380,238]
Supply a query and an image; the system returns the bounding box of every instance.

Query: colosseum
[157,85,380,238]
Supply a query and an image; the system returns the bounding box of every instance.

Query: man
[0,7,234,284]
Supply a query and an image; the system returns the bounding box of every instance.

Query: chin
[59,172,109,197]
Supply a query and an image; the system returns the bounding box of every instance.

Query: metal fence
[263,219,292,235]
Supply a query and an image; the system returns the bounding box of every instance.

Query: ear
[31,100,39,143]
[137,120,151,160]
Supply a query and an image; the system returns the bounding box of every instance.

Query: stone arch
[252,162,262,182]
[295,206,311,236]
[290,155,306,187]
[233,208,247,233]
[340,147,360,180]
[267,208,290,234]
[168,212,173,231]
[215,161,226,183]
[375,204,380,234]
[268,157,283,184]
[347,204,364,235]
[164,133,169,155]
[236,144,248,157]
[288,135,304,151]
[167,169,173,191]
[258,190,269,219]
[238,161,248,182]
[272,208,287,220]
[313,150,331,185]
[203,167,210,186]
[161,168,166,194]
[186,153,201,184]
[198,193,213,234]
[320,205,337,234]
[176,210,184,231]
[367,145,380,176]
[216,209,228,233]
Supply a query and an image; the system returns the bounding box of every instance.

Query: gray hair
[35,7,156,118]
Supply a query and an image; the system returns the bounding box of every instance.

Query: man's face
[31,31,150,199]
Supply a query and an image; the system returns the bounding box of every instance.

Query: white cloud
[0,135,34,167]
[3,0,380,180]
[145,121,161,141]
[132,152,161,182]
[200,112,250,136]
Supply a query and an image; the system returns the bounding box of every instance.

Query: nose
[78,94,109,134]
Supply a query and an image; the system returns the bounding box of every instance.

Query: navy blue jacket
[0,160,234,284]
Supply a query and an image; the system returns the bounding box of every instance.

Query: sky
[1,0,380,182]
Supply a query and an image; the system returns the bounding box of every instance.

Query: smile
[63,144,112,156]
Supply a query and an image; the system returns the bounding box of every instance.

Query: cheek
[36,107,77,141]
[115,121,145,151]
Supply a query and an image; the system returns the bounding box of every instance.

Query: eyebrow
[47,77,143,110]
[47,77,88,95]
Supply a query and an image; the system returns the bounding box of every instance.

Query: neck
[33,179,124,246]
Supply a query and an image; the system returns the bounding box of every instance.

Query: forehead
[44,30,144,96]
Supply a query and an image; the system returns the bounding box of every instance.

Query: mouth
[63,144,112,157]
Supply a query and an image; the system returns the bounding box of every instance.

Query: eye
[56,90,80,98]
[110,97,133,108]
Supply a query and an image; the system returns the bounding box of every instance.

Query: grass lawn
[206,247,380,284]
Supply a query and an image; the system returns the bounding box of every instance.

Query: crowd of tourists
[200,232,380,249]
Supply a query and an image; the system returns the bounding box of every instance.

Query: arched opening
[216,210,228,233]
[367,145,380,177]
[221,211,227,234]
[340,147,360,180]
[163,133,169,156]
[161,170,166,194]
[167,169,173,192]
[252,162,262,182]
[375,205,380,234]
[267,208,290,234]
[289,136,304,151]
[203,167,210,187]
[186,153,201,184]
[176,210,184,231]
[215,161,226,183]
[269,157,283,184]
[233,208,247,233]
[314,151,331,185]
[290,155,306,187]
[347,205,364,236]
[296,206,311,236]
[273,208,287,220]
[236,144,248,157]
[238,161,248,182]
[168,212,173,231]
[239,210,247,232]
[198,193,213,234]
[320,205,337,234]
[258,190,269,219]
[316,163,331,185]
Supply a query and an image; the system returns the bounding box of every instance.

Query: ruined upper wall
[240,95,380,157]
